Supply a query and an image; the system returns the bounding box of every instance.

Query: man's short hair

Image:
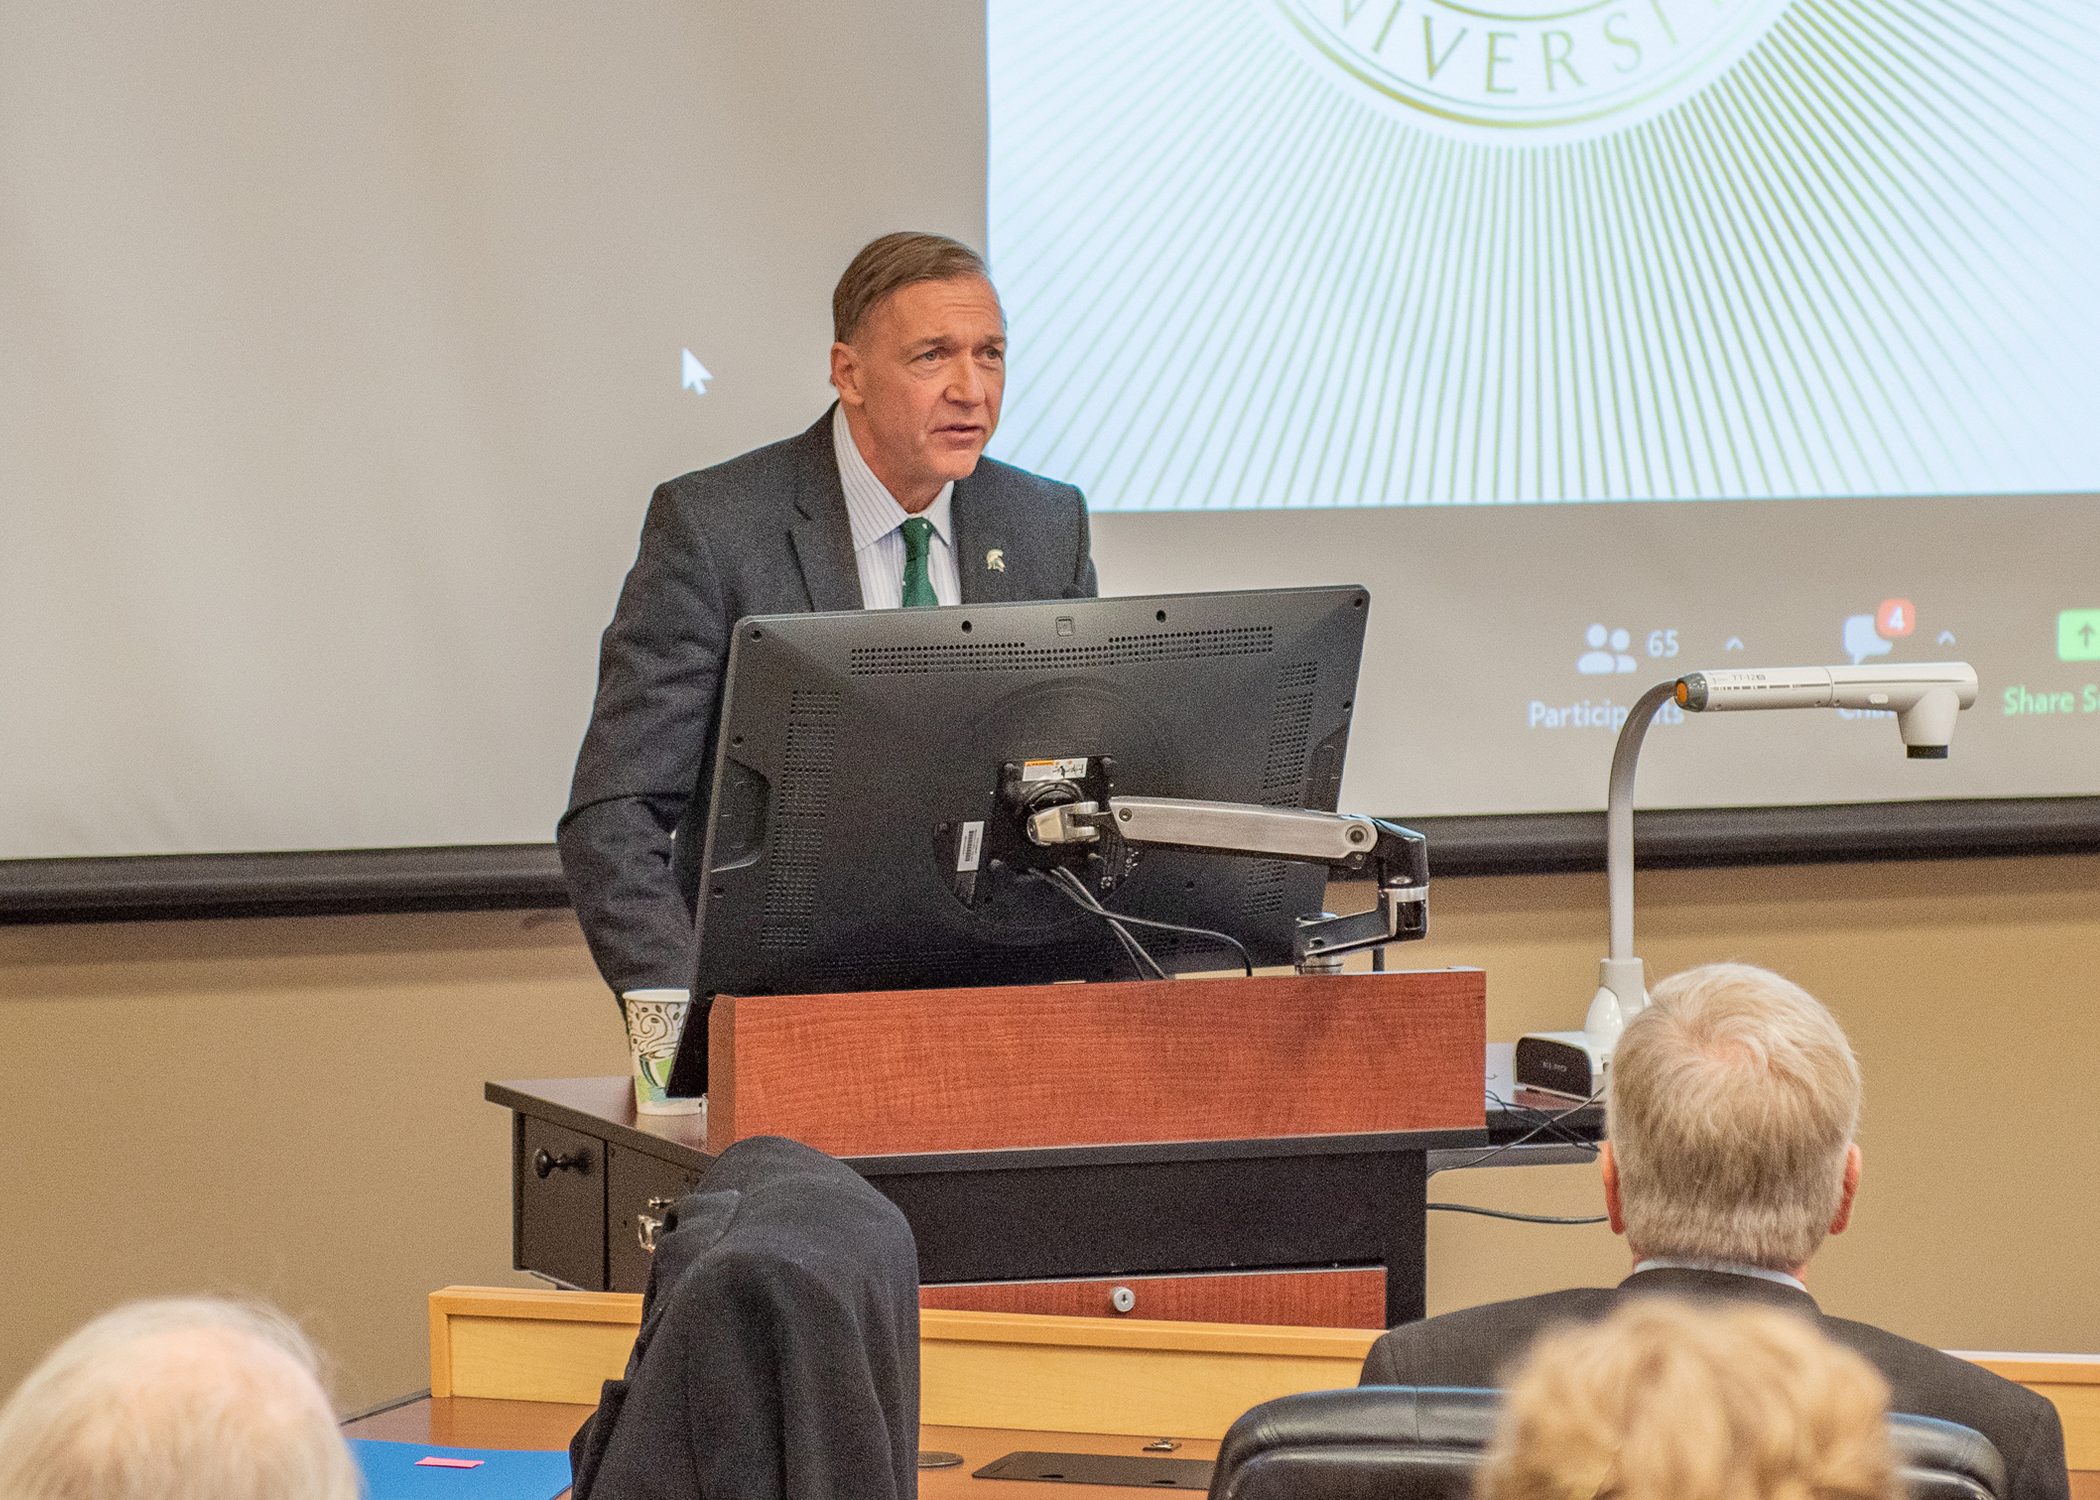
[0,1297,360,1500]
[1480,1299,1896,1500]
[1609,962,1862,1268]
[832,232,994,344]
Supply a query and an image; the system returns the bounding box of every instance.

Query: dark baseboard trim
[1397,796,2100,877]
[0,844,567,924]
[3,797,2095,924]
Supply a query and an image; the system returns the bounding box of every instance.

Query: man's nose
[945,358,986,407]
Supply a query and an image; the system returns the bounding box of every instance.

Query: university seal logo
[1272,0,1794,135]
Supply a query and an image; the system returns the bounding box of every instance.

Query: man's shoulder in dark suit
[953,452,1094,601]
[1358,1269,2068,1500]
[1358,1285,1621,1388]
[967,451,1085,507]
[647,418,834,533]
[1810,1309,2070,1500]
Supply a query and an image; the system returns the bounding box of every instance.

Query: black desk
[489,1077,1602,1327]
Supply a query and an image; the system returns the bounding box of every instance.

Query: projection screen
[2,0,2096,910]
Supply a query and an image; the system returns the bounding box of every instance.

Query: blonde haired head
[1609,962,1862,1268]
[1480,1299,1897,1500]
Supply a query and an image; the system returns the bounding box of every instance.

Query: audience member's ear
[1828,1143,1863,1236]
[1599,1142,1627,1237]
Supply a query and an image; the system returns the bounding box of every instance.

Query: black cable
[1438,1088,1604,1172]
[1485,1088,1601,1156]
[1064,870,1169,980]
[1036,866,1255,977]
[1426,1203,1609,1225]
[1104,909,1165,980]
[1041,868,1167,979]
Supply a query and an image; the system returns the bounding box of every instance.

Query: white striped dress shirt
[1633,1257,1808,1293]
[832,403,960,609]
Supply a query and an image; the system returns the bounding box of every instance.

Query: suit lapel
[788,406,863,613]
[953,475,1015,605]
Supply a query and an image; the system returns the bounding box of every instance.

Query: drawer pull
[637,1214,665,1254]
[533,1147,590,1179]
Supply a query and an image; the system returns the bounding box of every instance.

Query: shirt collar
[1633,1257,1808,1294]
[833,403,953,551]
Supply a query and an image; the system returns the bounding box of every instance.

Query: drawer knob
[533,1147,589,1179]
[1109,1285,1136,1314]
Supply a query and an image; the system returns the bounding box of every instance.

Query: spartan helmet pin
[985,548,1006,572]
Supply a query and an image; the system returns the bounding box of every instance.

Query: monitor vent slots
[760,690,840,950]
[1240,861,1289,917]
[1258,663,1320,802]
[1243,661,1321,918]
[847,625,1274,676]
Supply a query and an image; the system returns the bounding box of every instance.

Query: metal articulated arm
[1025,794,1429,972]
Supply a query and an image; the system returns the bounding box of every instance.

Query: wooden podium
[493,970,1486,1329]
[705,972,1482,1157]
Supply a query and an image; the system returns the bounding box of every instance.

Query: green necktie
[899,516,937,608]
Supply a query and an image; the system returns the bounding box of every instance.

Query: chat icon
[1843,614,1893,665]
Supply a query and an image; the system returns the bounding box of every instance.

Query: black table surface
[485,1075,1602,1178]
[486,1075,1497,1176]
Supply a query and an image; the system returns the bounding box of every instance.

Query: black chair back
[1890,1412,2008,1500]
[1208,1388,2008,1500]
[1208,1387,1495,1500]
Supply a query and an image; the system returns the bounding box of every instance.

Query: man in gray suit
[559,233,1096,998]
[1362,963,2068,1500]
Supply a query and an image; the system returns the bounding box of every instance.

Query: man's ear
[1827,1142,1863,1237]
[830,341,862,405]
[1600,1140,1627,1237]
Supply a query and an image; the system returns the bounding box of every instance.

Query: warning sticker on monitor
[1020,757,1087,782]
[955,821,985,872]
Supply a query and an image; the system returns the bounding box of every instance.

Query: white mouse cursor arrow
[681,348,712,394]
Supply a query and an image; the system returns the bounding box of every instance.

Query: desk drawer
[919,1268,1386,1329]
[515,1117,606,1291]
[607,1146,704,1294]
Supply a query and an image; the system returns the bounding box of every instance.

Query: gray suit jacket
[567,1136,918,1500]
[559,408,1097,995]
[1359,1267,2069,1500]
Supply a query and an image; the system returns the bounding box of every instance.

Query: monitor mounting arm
[1024,795,1429,973]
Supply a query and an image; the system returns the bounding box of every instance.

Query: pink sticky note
[414,1457,485,1469]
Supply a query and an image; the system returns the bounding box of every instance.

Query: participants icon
[1578,624,1638,676]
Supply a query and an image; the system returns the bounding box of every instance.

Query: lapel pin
[985,549,1006,572]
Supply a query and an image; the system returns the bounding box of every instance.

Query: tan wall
[0,908,626,1412]
[3,850,2095,1407]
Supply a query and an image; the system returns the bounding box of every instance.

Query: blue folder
[348,1439,573,1500]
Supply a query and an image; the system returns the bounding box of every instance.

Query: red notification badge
[1876,598,1917,638]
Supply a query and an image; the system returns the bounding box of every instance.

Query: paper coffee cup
[621,989,703,1116]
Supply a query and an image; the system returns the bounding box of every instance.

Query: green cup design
[621,990,701,1116]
